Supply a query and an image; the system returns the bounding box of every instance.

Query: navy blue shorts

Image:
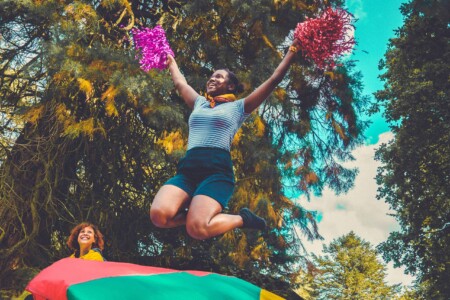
[164,147,234,208]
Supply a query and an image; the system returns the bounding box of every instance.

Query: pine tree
[374,0,450,298]
[310,232,400,300]
[0,1,368,297]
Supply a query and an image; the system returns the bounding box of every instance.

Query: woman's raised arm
[167,54,199,109]
[244,40,301,113]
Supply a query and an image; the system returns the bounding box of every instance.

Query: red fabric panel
[26,258,210,300]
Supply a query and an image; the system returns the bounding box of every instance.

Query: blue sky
[346,0,406,144]
[299,0,416,288]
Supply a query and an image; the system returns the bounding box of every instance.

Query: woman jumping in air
[150,39,302,240]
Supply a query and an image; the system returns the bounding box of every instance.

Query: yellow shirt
[70,249,104,261]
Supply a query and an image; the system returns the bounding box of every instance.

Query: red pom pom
[294,8,355,69]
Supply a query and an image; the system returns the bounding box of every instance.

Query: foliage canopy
[374,0,450,298]
[310,232,400,300]
[0,0,368,297]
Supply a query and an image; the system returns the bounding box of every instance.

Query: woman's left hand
[289,39,302,54]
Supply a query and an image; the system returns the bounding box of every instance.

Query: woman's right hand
[166,54,175,69]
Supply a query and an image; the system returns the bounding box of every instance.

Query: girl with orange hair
[67,222,105,261]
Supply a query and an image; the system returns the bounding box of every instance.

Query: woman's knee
[150,206,170,228]
[186,220,210,240]
[150,186,190,227]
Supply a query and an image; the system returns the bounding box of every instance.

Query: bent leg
[150,185,190,228]
[186,195,243,240]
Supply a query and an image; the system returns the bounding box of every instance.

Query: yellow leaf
[55,103,74,128]
[72,3,97,21]
[105,100,119,117]
[332,119,347,141]
[274,87,286,102]
[102,85,119,117]
[78,118,95,138]
[67,44,83,58]
[102,85,118,102]
[127,91,139,107]
[262,34,282,58]
[141,106,154,116]
[157,131,186,154]
[265,200,278,224]
[24,105,44,124]
[250,244,263,259]
[284,160,292,170]
[232,128,243,146]
[324,71,335,80]
[77,78,94,100]
[63,118,97,139]
[254,115,265,137]
[233,235,249,267]
[294,166,305,176]
[53,71,72,84]
[305,171,319,184]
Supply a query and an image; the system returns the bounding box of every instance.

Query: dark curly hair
[66,222,104,252]
[217,68,244,94]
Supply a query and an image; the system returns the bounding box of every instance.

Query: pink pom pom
[294,8,355,69]
[131,25,174,71]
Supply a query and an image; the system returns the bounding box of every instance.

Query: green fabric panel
[67,272,261,300]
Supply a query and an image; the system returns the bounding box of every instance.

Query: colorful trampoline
[26,258,284,299]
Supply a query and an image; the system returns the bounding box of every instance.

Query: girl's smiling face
[77,226,96,249]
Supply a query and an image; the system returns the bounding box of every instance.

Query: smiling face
[206,70,235,96]
[77,226,96,250]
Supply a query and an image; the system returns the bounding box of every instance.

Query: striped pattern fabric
[188,97,249,151]
[26,258,284,300]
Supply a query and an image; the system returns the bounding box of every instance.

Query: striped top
[187,96,250,151]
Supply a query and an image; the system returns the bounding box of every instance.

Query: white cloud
[297,132,415,287]
[346,0,367,20]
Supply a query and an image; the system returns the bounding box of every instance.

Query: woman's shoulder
[196,95,207,104]
[234,98,249,115]
[192,95,209,109]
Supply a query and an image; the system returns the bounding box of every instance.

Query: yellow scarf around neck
[204,93,236,108]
